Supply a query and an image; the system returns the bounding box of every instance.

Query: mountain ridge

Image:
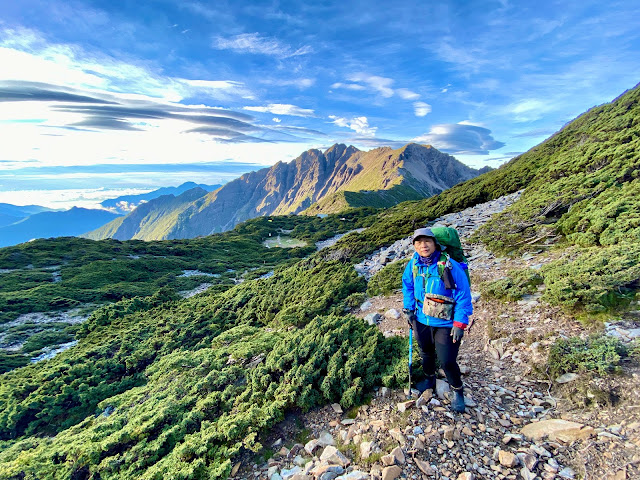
[91,143,480,241]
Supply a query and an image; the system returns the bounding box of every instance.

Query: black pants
[411,321,463,389]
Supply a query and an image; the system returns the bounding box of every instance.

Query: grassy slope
[83,216,125,240]
[0,84,638,479]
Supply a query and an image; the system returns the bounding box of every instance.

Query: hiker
[402,227,473,413]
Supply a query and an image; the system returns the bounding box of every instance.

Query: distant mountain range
[0,203,56,228]
[87,143,482,241]
[100,182,222,213]
[85,187,210,241]
[0,207,122,248]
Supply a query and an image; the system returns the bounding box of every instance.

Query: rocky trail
[231,193,640,480]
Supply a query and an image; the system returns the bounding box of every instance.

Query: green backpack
[411,226,470,288]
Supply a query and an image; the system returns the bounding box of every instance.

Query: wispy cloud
[329,115,377,137]
[243,103,315,117]
[261,78,316,89]
[0,81,292,144]
[331,75,427,109]
[0,27,256,104]
[212,33,312,58]
[346,74,395,98]
[397,88,420,100]
[330,82,366,91]
[413,101,432,117]
[504,98,555,123]
[412,123,505,155]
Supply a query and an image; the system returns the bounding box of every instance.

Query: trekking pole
[408,327,413,399]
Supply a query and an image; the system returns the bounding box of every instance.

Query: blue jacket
[402,251,473,329]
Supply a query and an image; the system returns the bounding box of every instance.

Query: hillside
[89,143,479,241]
[85,187,211,241]
[0,207,121,248]
[0,83,638,479]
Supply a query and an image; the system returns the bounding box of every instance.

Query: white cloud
[505,98,553,122]
[330,82,366,91]
[332,75,424,104]
[329,115,377,137]
[397,88,420,100]
[178,79,255,100]
[0,27,255,104]
[432,37,490,74]
[212,33,312,58]
[412,122,504,154]
[272,117,281,123]
[243,103,315,117]
[346,74,395,98]
[413,101,432,117]
[262,77,315,89]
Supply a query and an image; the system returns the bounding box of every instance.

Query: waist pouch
[422,293,455,320]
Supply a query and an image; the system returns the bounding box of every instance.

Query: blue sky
[1,0,639,209]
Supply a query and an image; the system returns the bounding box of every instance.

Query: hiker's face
[414,237,437,257]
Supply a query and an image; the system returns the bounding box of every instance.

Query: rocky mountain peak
[89,143,482,241]
[324,144,359,162]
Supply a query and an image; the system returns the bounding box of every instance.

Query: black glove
[450,326,464,343]
[403,308,416,328]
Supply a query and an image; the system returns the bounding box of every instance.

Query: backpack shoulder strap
[437,252,449,280]
[437,252,457,290]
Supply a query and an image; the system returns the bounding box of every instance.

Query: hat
[412,227,438,245]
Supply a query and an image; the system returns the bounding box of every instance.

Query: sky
[1,0,639,209]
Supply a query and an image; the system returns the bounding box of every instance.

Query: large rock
[320,446,350,467]
[414,458,435,475]
[498,450,519,467]
[364,313,382,325]
[359,441,375,460]
[521,419,594,442]
[381,465,402,480]
[435,379,450,399]
[336,472,369,480]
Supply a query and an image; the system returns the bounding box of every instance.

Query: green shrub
[541,243,640,314]
[343,292,366,309]
[367,260,408,297]
[547,335,628,377]
[480,268,543,301]
[21,330,75,353]
[0,353,29,374]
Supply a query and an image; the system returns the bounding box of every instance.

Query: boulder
[498,450,519,467]
[414,458,435,475]
[521,419,594,442]
[320,446,350,467]
[381,465,402,480]
[364,313,382,325]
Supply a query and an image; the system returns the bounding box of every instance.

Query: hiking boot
[451,386,465,413]
[415,375,436,394]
